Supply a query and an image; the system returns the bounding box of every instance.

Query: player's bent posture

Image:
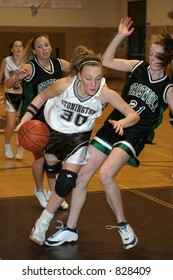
[40,18,173,250]
[17,45,139,246]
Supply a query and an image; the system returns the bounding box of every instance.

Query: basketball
[18,120,50,152]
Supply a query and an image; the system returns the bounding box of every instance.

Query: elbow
[102,55,109,67]
[102,56,115,69]
[102,59,106,68]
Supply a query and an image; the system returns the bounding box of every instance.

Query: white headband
[79,60,102,70]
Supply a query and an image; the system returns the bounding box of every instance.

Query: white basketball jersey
[44,76,106,133]
[4,56,23,94]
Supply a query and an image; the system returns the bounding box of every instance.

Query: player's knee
[76,166,92,190]
[99,168,112,189]
[55,169,77,198]
[43,160,62,174]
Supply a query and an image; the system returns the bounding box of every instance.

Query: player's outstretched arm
[102,17,139,72]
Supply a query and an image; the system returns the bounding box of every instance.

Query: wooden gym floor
[0,80,172,260]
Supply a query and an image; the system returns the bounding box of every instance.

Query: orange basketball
[18,120,50,152]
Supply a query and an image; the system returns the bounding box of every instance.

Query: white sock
[41,209,54,222]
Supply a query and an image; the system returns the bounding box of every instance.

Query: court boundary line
[120,184,173,209]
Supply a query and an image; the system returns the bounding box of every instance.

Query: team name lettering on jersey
[61,100,97,115]
[128,83,158,112]
[38,79,56,93]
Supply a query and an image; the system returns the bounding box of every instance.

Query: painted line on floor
[120,184,173,209]
[94,173,173,209]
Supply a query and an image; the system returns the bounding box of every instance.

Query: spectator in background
[0,39,24,160]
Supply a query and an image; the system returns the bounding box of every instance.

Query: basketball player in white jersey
[0,39,24,160]
[17,45,139,246]
[44,17,173,250]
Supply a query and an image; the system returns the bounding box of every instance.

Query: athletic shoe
[4,143,14,159]
[29,217,49,245]
[35,188,48,208]
[15,145,23,160]
[47,190,69,210]
[45,222,78,247]
[106,222,138,250]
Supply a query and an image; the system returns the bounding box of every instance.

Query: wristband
[26,104,39,116]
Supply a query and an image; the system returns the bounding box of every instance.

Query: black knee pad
[43,160,62,174]
[55,169,77,198]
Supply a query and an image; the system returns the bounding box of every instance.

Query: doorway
[128,0,146,60]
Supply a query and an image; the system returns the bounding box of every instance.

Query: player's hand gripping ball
[18,120,50,152]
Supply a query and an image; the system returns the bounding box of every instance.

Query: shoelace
[105,224,116,230]
[105,224,128,238]
[51,220,65,237]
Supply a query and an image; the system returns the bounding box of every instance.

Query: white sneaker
[4,143,14,159]
[15,145,23,160]
[45,221,78,247]
[35,188,48,208]
[106,222,138,250]
[29,217,50,245]
[47,190,69,210]
[117,223,138,249]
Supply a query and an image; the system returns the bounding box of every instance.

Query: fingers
[108,119,124,135]
[123,17,133,26]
